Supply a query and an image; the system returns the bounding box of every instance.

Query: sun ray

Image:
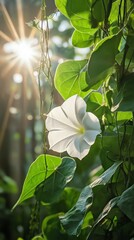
[16,0,25,39]
[0,0,41,98]
[0,30,13,42]
[0,3,19,40]
[0,54,16,63]
[0,0,42,153]
[1,57,22,77]
[0,90,16,149]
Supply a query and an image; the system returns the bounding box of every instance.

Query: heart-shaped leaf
[72,30,97,48]
[54,59,89,99]
[87,33,121,89]
[13,154,62,209]
[55,0,93,33]
[36,157,76,203]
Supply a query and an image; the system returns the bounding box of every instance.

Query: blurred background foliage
[0,0,90,239]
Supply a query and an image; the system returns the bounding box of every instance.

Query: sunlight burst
[0,0,40,75]
[3,38,39,65]
[0,0,40,148]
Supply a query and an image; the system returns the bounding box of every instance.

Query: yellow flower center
[78,126,85,134]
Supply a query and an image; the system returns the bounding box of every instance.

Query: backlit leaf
[87,33,121,89]
[55,0,69,18]
[54,59,89,99]
[55,0,94,33]
[72,30,97,48]
[13,155,62,209]
[36,157,76,203]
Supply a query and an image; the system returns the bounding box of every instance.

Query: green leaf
[117,112,132,122]
[82,211,94,229]
[86,33,121,89]
[94,197,120,226]
[69,2,94,32]
[109,0,133,29]
[90,161,122,188]
[87,197,120,240]
[60,162,121,235]
[42,213,63,240]
[55,0,94,33]
[92,0,109,22]
[72,30,97,48]
[87,91,103,105]
[36,157,76,204]
[54,59,90,99]
[112,73,134,111]
[101,133,121,156]
[87,196,120,238]
[117,184,134,221]
[86,91,104,118]
[62,187,80,210]
[109,0,119,25]
[90,185,112,221]
[60,186,93,236]
[13,155,62,209]
[55,0,69,18]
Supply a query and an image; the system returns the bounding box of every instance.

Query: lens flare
[0,0,40,75]
[0,0,41,148]
[15,40,36,62]
[3,38,39,65]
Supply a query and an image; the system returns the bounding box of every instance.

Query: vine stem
[29,0,55,235]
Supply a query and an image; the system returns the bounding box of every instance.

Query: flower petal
[48,130,77,152]
[62,95,86,126]
[45,94,101,160]
[46,106,78,131]
[67,135,90,160]
[84,130,100,146]
[82,112,101,131]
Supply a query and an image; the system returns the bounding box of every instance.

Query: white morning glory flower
[45,95,101,160]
